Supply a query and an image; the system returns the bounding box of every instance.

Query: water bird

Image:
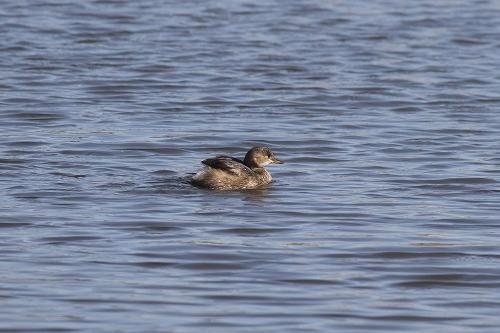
[191,146,283,190]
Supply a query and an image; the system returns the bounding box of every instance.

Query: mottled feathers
[201,156,253,176]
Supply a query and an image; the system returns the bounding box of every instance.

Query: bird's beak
[270,158,283,164]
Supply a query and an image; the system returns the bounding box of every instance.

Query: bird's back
[191,155,270,190]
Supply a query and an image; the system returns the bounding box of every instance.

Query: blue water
[1,0,500,332]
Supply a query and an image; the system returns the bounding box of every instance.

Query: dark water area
[1,0,500,331]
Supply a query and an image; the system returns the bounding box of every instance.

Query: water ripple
[1,0,500,332]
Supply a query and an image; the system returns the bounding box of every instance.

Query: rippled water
[2,0,500,332]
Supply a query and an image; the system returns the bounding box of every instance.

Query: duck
[191,146,283,190]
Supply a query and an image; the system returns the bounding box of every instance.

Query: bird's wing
[201,156,252,176]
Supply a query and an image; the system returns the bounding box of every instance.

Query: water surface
[1,0,500,332]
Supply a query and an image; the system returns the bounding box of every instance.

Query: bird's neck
[253,167,272,182]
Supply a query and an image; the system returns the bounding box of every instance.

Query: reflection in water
[1,0,500,332]
[241,188,270,204]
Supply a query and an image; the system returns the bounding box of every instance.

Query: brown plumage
[191,147,283,190]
